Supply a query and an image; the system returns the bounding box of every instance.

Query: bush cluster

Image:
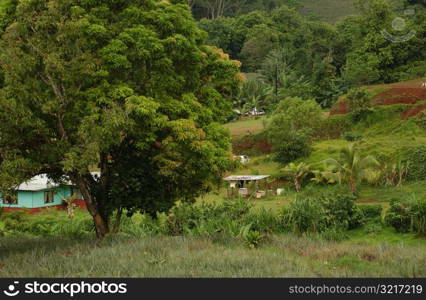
[164,199,278,247]
[358,204,382,220]
[402,146,426,181]
[2,192,425,245]
[385,198,426,235]
[280,192,364,233]
[0,209,93,237]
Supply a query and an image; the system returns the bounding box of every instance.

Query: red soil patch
[402,103,426,120]
[330,78,426,117]
[372,88,426,106]
[1,199,87,214]
[232,134,272,155]
[330,102,349,115]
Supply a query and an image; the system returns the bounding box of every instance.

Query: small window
[44,191,55,204]
[2,193,17,205]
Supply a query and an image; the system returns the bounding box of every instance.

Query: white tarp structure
[224,175,270,181]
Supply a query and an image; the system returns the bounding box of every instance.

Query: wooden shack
[224,175,271,199]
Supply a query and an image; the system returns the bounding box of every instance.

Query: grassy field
[1,233,426,277]
[224,117,266,137]
[199,176,426,213]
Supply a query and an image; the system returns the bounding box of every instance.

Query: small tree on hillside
[267,97,322,164]
[346,87,373,121]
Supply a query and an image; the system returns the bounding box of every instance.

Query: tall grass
[1,234,426,277]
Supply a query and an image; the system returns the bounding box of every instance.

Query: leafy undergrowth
[0,234,425,277]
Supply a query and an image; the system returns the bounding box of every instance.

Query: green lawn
[224,117,266,137]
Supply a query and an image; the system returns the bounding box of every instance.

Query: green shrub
[166,199,254,237]
[358,204,382,220]
[272,131,312,164]
[319,192,364,230]
[243,208,280,233]
[410,199,426,236]
[385,197,426,235]
[238,224,265,248]
[280,196,325,233]
[280,192,364,234]
[343,132,363,141]
[402,146,426,181]
[0,209,94,237]
[346,87,373,122]
[363,223,384,235]
[1,210,32,233]
[385,199,412,233]
[415,110,426,130]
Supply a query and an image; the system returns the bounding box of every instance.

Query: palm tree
[322,144,380,194]
[282,162,311,192]
[236,80,273,114]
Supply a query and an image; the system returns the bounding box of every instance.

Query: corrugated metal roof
[224,175,270,181]
[16,172,100,191]
[17,174,68,191]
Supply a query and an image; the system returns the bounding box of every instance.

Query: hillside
[299,0,357,23]
[331,78,426,116]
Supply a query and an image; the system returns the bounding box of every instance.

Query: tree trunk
[349,181,356,194]
[294,178,301,193]
[112,207,123,233]
[93,213,109,238]
[72,174,109,239]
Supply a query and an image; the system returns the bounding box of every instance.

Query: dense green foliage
[0,209,93,237]
[346,87,373,121]
[281,192,364,233]
[0,0,240,237]
[323,144,380,193]
[385,197,426,235]
[198,0,425,110]
[2,192,417,241]
[358,204,383,220]
[198,6,343,107]
[402,145,426,181]
[267,97,322,163]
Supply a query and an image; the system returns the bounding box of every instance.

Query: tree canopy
[0,0,241,238]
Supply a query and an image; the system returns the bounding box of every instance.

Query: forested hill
[196,0,425,110]
[299,0,357,22]
[190,0,357,23]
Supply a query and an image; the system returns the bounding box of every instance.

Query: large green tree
[343,0,426,84]
[0,0,240,238]
[267,97,322,164]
